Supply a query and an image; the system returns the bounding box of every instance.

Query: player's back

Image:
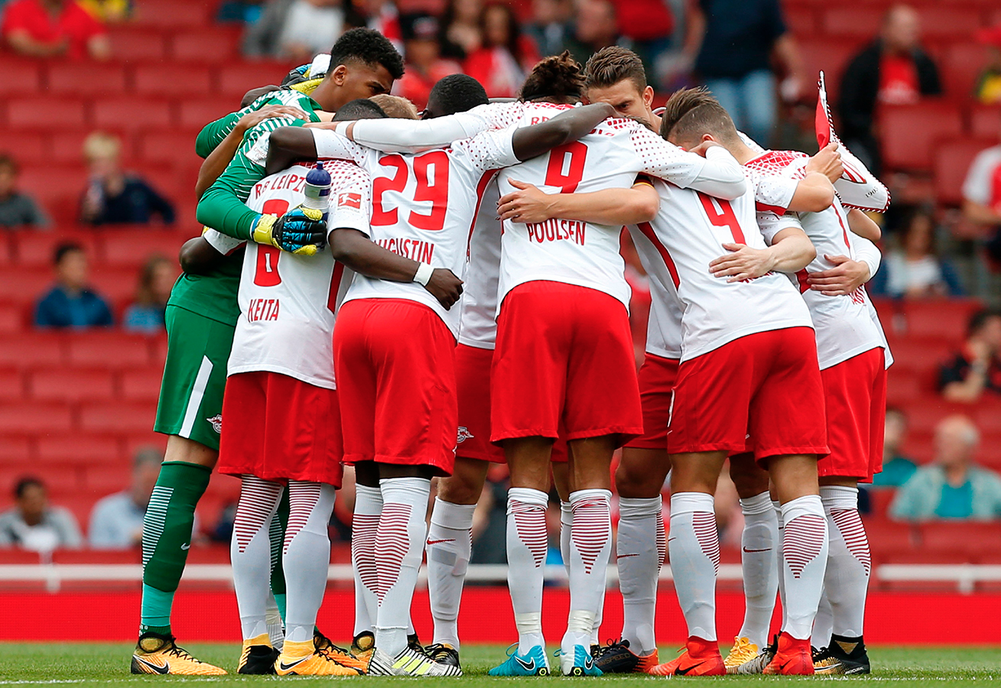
[457,178,502,349]
[641,177,811,361]
[626,222,684,361]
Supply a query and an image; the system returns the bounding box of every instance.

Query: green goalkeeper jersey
[166,249,244,326]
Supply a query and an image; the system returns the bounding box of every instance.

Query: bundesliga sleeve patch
[338,192,362,209]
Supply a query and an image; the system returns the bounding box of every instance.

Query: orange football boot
[649,636,725,676]
[763,632,815,675]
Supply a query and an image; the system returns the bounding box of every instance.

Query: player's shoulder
[321,158,370,187]
[743,149,809,179]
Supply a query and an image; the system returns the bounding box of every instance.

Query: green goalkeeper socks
[139,461,212,637]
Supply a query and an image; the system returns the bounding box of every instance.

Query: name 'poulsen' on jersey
[525,218,586,246]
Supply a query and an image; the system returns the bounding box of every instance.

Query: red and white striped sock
[231,476,284,642]
[669,492,719,642]
[375,477,430,657]
[821,486,869,638]
[283,481,336,644]
[616,496,664,655]
[781,495,829,640]
[561,489,612,656]
[352,484,381,638]
[506,487,549,654]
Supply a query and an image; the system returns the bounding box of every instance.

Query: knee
[437,475,481,505]
[614,463,662,499]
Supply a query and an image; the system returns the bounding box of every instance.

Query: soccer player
[266,78,615,676]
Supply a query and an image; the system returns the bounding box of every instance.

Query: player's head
[660,86,740,151]
[14,476,46,520]
[583,46,654,125]
[520,51,584,105]
[240,85,280,109]
[332,98,388,122]
[53,242,88,290]
[369,94,420,119]
[312,28,405,112]
[425,74,489,119]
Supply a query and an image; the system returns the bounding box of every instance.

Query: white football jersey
[311,128,518,336]
[227,160,371,389]
[457,178,502,349]
[642,173,813,362]
[748,151,884,370]
[494,102,739,312]
[626,220,683,360]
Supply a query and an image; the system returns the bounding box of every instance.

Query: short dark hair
[54,242,84,266]
[0,153,17,175]
[330,28,405,81]
[968,307,1001,338]
[427,74,489,118]
[660,86,739,145]
[333,98,388,121]
[583,46,647,93]
[241,85,279,108]
[520,51,584,103]
[14,476,43,499]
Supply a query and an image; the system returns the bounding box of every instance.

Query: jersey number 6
[254,199,288,287]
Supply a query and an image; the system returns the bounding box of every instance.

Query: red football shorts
[625,353,681,451]
[334,298,457,475]
[491,281,643,446]
[217,371,343,486]
[668,327,829,461]
[456,343,568,463]
[818,347,886,482]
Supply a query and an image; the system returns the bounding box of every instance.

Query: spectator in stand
[438,0,481,62]
[838,4,942,174]
[217,0,265,24]
[34,242,113,329]
[871,407,918,488]
[79,132,175,226]
[565,0,628,70]
[0,0,110,59]
[938,308,1001,404]
[961,125,1001,269]
[609,0,673,83]
[0,477,83,551]
[891,415,1001,521]
[524,0,571,58]
[346,0,402,54]
[89,448,165,549]
[394,13,460,109]
[464,3,539,98]
[875,207,964,299]
[687,0,805,148]
[243,0,345,61]
[78,0,130,22]
[974,24,1001,105]
[0,153,50,229]
[123,255,177,334]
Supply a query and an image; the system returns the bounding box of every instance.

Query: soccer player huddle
[130,26,892,679]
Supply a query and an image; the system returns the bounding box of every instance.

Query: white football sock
[814,592,834,648]
[821,486,870,638]
[507,487,549,654]
[352,484,381,638]
[375,477,430,657]
[231,476,284,641]
[669,492,719,642]
[282,481,335,644]
[561,489,612,656]
[737,492,779,648]
[265,593,284,650]
[426,498,476,650]
[780,495,829,640]
[560,500,604,647]
[773,500,786,631]
[616,496,663,655]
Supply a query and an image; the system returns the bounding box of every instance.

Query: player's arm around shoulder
[497,178,659,226]
[510,102,616,162]
[710,214,815,282]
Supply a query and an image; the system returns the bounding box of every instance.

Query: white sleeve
[202,228,246,255]
[752,170,798,215]
[737,130,766,155]
[311,129,370,166]
[327,164,372,236]
[453,126,519,172]
[756,210,803,246]
[848,231,881,282]
[834,140,890,213]
[350,113,493,154]
[962,150,995,205]
[631,126,746,199]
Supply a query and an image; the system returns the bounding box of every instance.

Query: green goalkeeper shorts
[153,305,236,451]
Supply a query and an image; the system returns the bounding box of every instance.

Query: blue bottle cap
[306,162,331,186]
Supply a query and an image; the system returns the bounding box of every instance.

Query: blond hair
[82,131,121,161]
[370,94,420,120]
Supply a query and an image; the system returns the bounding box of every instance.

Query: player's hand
[497,180,554,224]
[236,105,308,134]
[806,254,869,296]
[688,140,721,157]
[423,268,464,310]
[251,208,327,256]
[709,243,776,282]
[806,142,844,183]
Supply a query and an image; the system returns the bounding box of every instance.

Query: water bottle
[303,163,332,221]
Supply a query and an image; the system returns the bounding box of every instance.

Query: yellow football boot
[131,633,226,675]
[275,640,364,676]
[313,630,369,671]
[723,636,759,674]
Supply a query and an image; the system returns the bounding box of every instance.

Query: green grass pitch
[1,644,999,686]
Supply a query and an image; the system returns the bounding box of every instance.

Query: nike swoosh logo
[180,543,190,550]
[617,553,639,558]
[135,657,170,674]
[515,656,536,671]
[279,657,310,672]
[584,657,594,670]
[675,662,703,676]
[742,547,771,553]
[426,538,455,545]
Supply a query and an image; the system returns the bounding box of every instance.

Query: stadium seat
[217,61,293,98]
[131,0,209,28]
[970,104,1001,140]
[6,97,87,130]
[137,130,200,166]
[784,5,818,38]
[821,7,885,38]
[16,165,86,224]
[100,229,187,267]
[940,43,991,101]
[177,97,238,129]
[934,138,997,206]
[88,266,141,306]
[902,298,983,341]
[1,266,60,308]
[35,434,121,464]
[66,332,151,369]
[885,368,922,406]
[91,97,173,131]
[972,401,1001,434]
[884,338,953,374]
[901,395,971,432]
[29,368,115,403]
[865,520,920,557]
[120,368,164,402]
[920,522,1001,560]
[11,231,100,267]
[0,333,64,369]
[83,464,131,493]
[0,57,43,95]
[0,131,46,160]
[46,62,128,96]
[171,28,241,63]
[0,435,31,465]
[108,28,169,62]
[0,401,73,435]
[122,432,167,458]
[915,6,983,40]
[134,63,212,97]
[0,303,23,334]
[0,367,24,402]
[881,101,964,171]
[798,39,863,103]
[79,401,158,434]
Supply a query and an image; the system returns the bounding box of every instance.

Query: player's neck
[729,140,756,165]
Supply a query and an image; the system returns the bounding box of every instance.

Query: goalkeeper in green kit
[131,29,404,676]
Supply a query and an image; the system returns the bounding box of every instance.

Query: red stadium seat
[885,368,923,406]
[137,130,200,166]
[108,28,169,62]
[915,6,984,41]
[902,298,983,341]
[123,432,167,458]
[934,138,997,206]
[0,131,46,160]
[0,367,24,402]
[784,5,818,38]
[92,97,173,131]
[66,332,151,369]
[46,62,128,96]
[6,97,86,130]
[134,63,212,97]
[821,7,885,38]
[16,165,86,224]
[217,62,291,99]
[972,400,1001,434]
[0,435,31,465]
[88,266,141,306]
[940,43,991,101]
[1,266,59,308]
[131,0,208,28]
[880,101,964,172]
[798,39,867,104]
[0,401,73,434]
[970,104,1001,140]
[171,28,241,63]
[48,129,138,165]
[864,520,920,557]
[120,368,164,402]
[0,57,43,95]
[100,229,187,267]
[29,368,115,403]
[920,522,1001,560]
[79,401,158,434]
[0,333,65,369]
[0,303,23,333]
[11,231,100,266]
[83,464,132,492]
[880,339,952,373]
[36,434,121,464]
[177,98,237,129]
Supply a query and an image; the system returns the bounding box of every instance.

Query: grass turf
[0,644,999,685]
